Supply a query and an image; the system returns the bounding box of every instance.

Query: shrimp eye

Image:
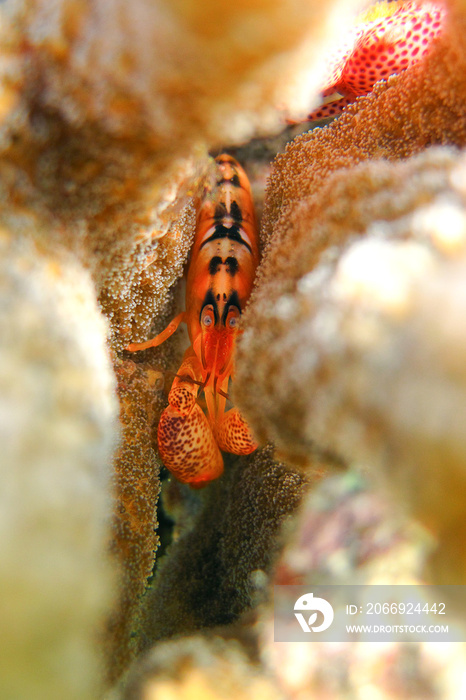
[201,305,215,328]
[226,307,240,329]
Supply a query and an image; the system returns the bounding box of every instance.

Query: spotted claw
[158,402,224,488]
[214,407,258,456]
[156,354,223,487]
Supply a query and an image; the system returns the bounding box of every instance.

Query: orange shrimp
[127,154,259,487]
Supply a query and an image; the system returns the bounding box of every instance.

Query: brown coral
[0,0,363,355]
[138,447,317,649]
[111,0,466,692]
[235,0,466,583]
[13,0,362,146]
[237,147,466,581]
[104,358,164,683]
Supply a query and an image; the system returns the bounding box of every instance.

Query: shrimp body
[127,155,259,487]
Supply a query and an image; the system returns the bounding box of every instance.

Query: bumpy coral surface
[235,0,466,585]
[0,0,363,354]
[138,446,330,648]
[13,0,361,145]
[104,358,165,683]
[237,147,466,581]
[98,185,198,350]
[0,229,117,700]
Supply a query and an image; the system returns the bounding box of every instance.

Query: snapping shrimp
[127,154,259,487]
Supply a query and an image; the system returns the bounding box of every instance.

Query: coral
[6,0,466,696]
[122,635,282,700]
[0,107,204,350]
[259,473,466,700]
[262,607,466,699]
[259,0,466,248]
[11,0,362,146]
[275,471,430,586]
[138,446,326,648]
[111,0,466,693]
[0,0,375,692]
[0,0,367,690]
[0,227,118,700]
[236,145,466,580]
[117,472,463,700]
[98,184,199,350]
[239,147,466,451]
[104,283,190,683]
[0,0,363,354]
[103,358,164,683]
[235,0,466,584]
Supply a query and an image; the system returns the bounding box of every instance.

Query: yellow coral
[15,0,362,144]
[139,447,313,648]
[0,229,117,700]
